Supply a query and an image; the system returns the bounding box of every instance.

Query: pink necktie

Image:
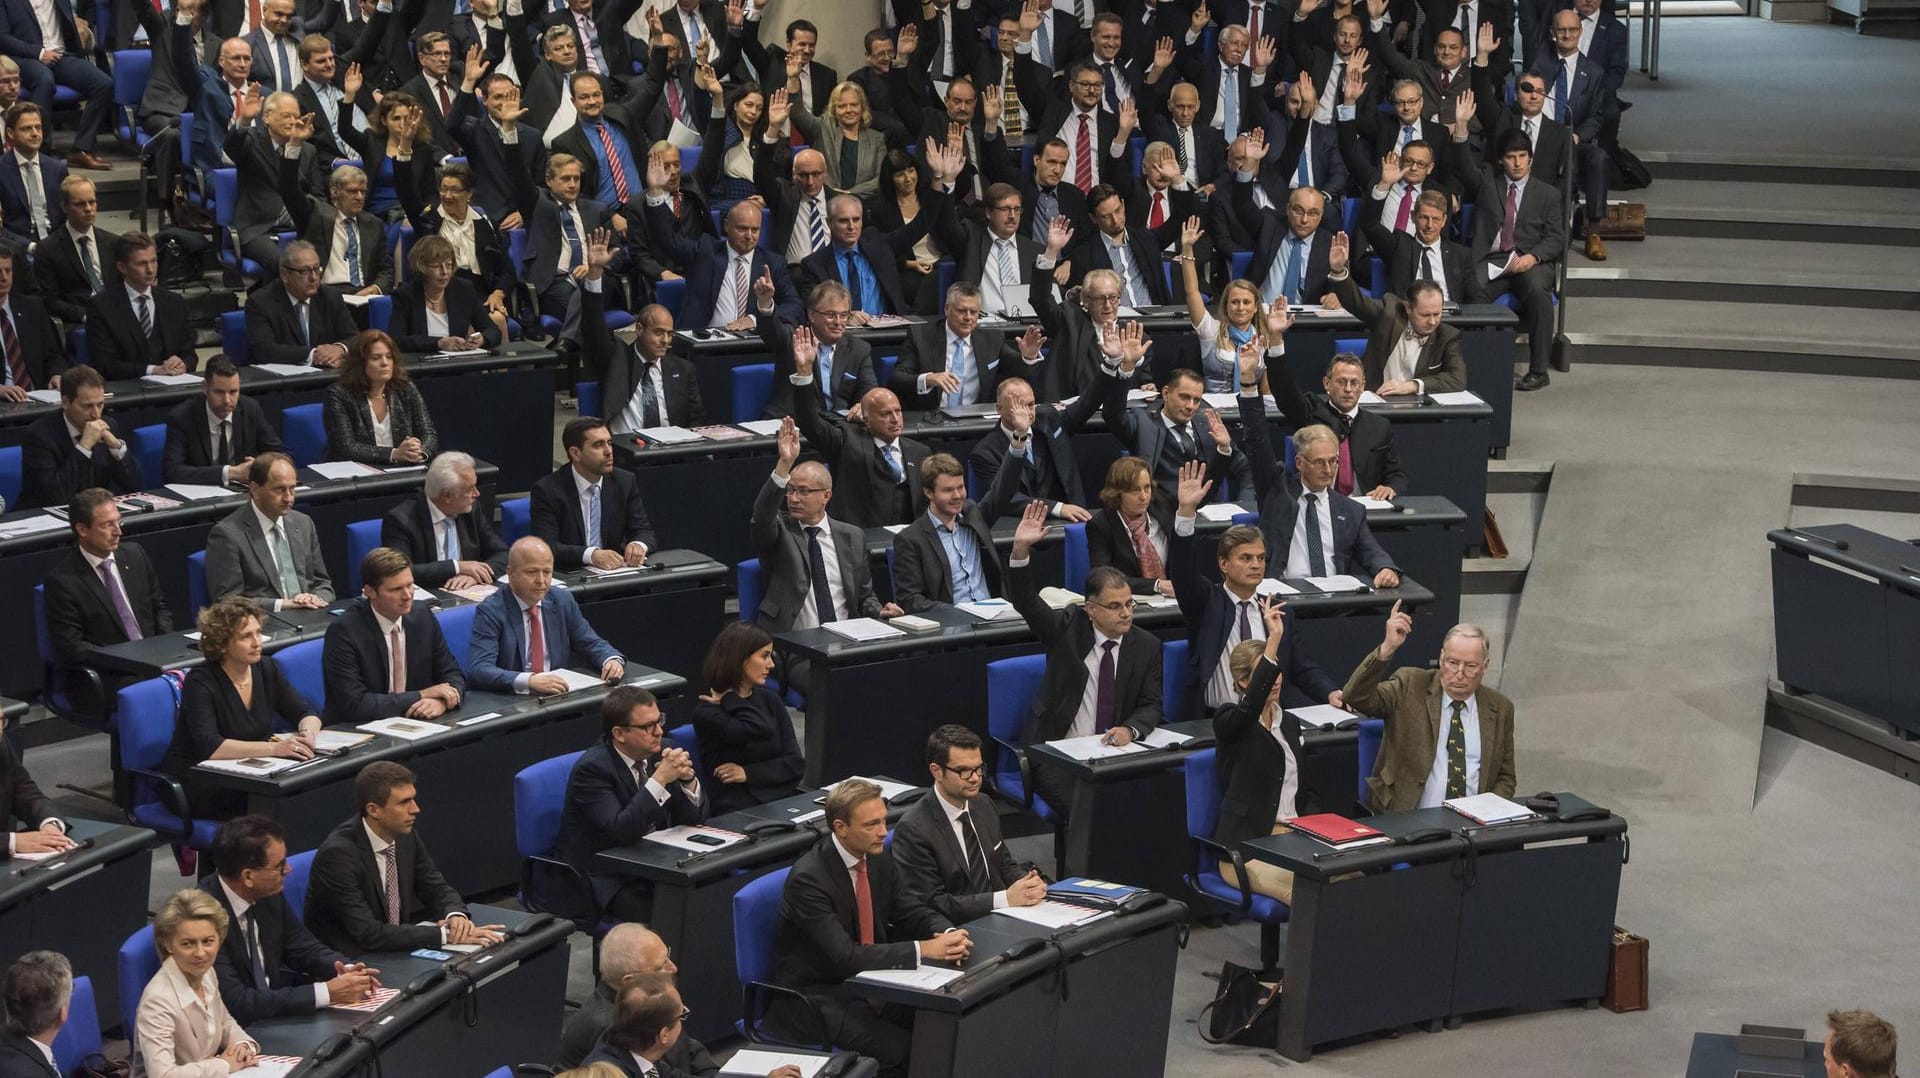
[388,626,405,694]
[1393,184,1414,232]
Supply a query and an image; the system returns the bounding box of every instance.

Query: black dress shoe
[1516,372,1551,391]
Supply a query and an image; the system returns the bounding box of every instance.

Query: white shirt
[571,465,618,566]
[80,543,137,624]
[15,152,48,237]
[770,473,849,629]
[553,200,587,275]
[1264,701,1302,824]
[1072,626,1126,738]
[1174,125,1198,186]
[980,235,1021,314]
[1547,54,1579,121]
[921,326,977,401]
[427,500,459,562]
[787,193,829,263]
[362,821,467,942]
[614,347,669,435]
[1579,12,1598,56]
[712,251,753,327]
[830,835,924,966]
[365,399,394,448]
[1379,180,1421,234]
[935,790,1008,908]
[1063,108,1100,185]
[67,222,101,282]
[440,211,481,274]
[28,0,62,59]
[218,876,332,1007]
[250,504,298,611]
[1384,325,1427,385]
[1179,511,1269,708]
[1418,692,1482,808]
[1413,237,1451,302]
[1284,486,1339,578]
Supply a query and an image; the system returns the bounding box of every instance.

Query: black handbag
[74,1053,131,1078]
[1197,961,1283,1046]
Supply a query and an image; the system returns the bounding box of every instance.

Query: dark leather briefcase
[1604,926,1650,1012]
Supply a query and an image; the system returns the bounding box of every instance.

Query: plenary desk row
[0,818,159,1031]
[669,304,1518,451]
[0,461,502,699]
[0,344,565,491]
[1241,793,1627,1061]
[251,904,572,1077]
[168,671,686,896]
[81,549,727,716]
[777,581,1432,786]
[594,783,927,1045]
[619,395,1492,573]
[1769,524,1920,737]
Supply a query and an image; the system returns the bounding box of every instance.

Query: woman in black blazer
[1212,598,1318,905]
[323,330,440,466]
[691,622,804,816]
[395,160,513,342]
[1086,457,1176,597]
[163,597,322,817]
[389,235,503,355]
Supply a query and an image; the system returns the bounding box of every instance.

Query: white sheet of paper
[1488,254,1515,281]
[1125,388,1158,402]
[1138,593,1179,608]
[339,293,373,308]
[643,825,750,853]
[1139,727,1193,748]
[455,712,505,727]
[956,600,1022,621]
[1304,575,1370,593]
[881,524,909,535]
[1117,306,1144,318]
[637,425,703,444]
[992,900,1113,929]
[890,614,940,632]
[1195,503,1247,523]
[720,1049,831,1078]
[1352,496,1396,511]
[550,668,613,693]
[194,756,302,777]
[411,586,437,601]
[166,484,239,502]
[24,388,63,403]
[428,348,489,358]
[1445,792,1536,824]
[1202,392,1242,412]
[381,465,427,474]
[357,717,452,742]
[997,282,1032,316]
[308,461,380,480]
[250,363,316,376]
[852,965,965,990]
[734,419,784,436]
[585,565,643,578]
[142,372,205,386]
[6,847,62,863]
[821,617,907,642]
[0,515,70,537]
[1427,391,1483,406]
[1255,578,1300,597]
[824,776,918,802]
[1287,704,1356,729]
[228,1060,299,1078]
[1357,391,1387,405]
[1044,734,1150,761]
[312,730,373,752]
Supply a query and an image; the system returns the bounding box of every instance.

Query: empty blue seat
[219,310,248,363]
[117,678,220,848]
[284,848,317,918]
[1062,522,1089,593]
[576,380,604,419]
[734,865,829,1047]
[187,550,209,616]
[656,277,686,320]
[118,926,160,1037]
[35,584,108,726]
[129,423,166,489]
[273,639,327,715]
[985,654,1055,820]
[438,604,477,674]
[1161,639,1189,723]
[281,403,326,466]
[501,497,531,543]
[344,519,383,593]
[514,751,609,931]
[367,293,392,331]
[0,444,19,508]
[737,558,764,623]
[732,363,774,424]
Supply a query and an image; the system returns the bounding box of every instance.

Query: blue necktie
[1281,238,1304,304]
[1401,123,1416,149]
[560,206,584,269]
[586,483,602,548]
[946,337,967,408]
[1035,19,1051,66]
[1294,141,1312,189]
[843,251,863,312]
[441,517,460,561]
[1554,63,1570,122]
[817,343,835,405]
[345,222,362,288]
[882,444,903,482]
[1223,70,1240,141]
[805,525,837,623]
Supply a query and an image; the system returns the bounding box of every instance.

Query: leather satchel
[1482,507,1510,559]
[1604,926,1650,1012]
[75,1053,131,1078]
[1593,203,1647,240]
[1198,961,1283,1046]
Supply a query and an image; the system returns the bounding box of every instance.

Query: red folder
[1288,814,1392,849]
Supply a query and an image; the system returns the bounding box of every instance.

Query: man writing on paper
[892,724,1048,925]
[468,537,625,696]
[1343,603,1516,813]
[558,686,705,921]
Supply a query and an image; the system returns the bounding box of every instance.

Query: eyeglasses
[1087,597,1137,612]
[813,309,851,322]
[284,264,321,276]
[677,1006,692,1023]
[937,763,985,779]
[619,720,665,733]
[787,485,826,496]
[1439,658,1486,673]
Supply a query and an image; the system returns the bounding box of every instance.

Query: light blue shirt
[931,510,990,604]
[1419,693,1482,808]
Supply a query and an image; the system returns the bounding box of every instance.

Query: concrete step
[1632,179,1920,245]
[1563,297,1920,376]
[1643,150,1920,189]
[1565,236,1920,310]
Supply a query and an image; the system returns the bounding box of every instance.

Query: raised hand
[1204,405,1232,451]
[1153,35,1175,70]
[1019,0,1041,35]
[1189,0,1210,33]
[585,227,615,275]
[1264,303,1294,338]
[1294,71,1317,115]
[237,83,265,123]
[1366,0,1388,20]
[1252,35,1276,72]
[767,86,791,128]
[1258,594,1287,639]
[290,111,316,144]
[775,415,800,468]
[1117,97,1138,134]
[645,5,664,41]
[1477,19,1497,59]
[1453,87,1477,133]
[1295,0,1322,14]
[1380,598,1411,657]
[981,83,1002,127]
[1347,47,1370,103]
[1175,459,1213,515]
[646,152,668,192]
[1329,230,1349,274]
[344,62,363,99]
[1045,214,1074,256]
[1378,150,1404,189]
[726,0,744,28]
[1117,320,1151,366]
[792,326,817,376]
[897,22,918,56]
[785,46,806,79]
[464,41,485,79]
[1179,214,1202,252]
[1011,499,1049,553]
[1236,336,1263,383]
[1017,325,1046,358]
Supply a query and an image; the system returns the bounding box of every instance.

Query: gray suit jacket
[205,505,336,605]
[748,476,884,632]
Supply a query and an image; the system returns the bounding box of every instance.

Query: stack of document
[824,776,918,802]
[328,986,399,1012]
[1357,390,1388,405]
[142,372,204,386]
[1444,793,1537,825]
[1196,504,1247,523]
[428,348,489,358]
[1201,392,1242,412]
[734,419,784,436]
[1044,734,1149,761]
[1286,705,1358,730]
[250,363,315,377]
[166,484,239,502]
[643,825,750,853]
[24,388,63,404]
[721,1050,831,1078]
[1255,579,1299,597]
[0,515,68,538]
[1352,496,1396,511]
[230,1058,302,1078]
[309,461,380,480]
[546,668,613,693]
[956,600,1022,622]
[1139,727,1192,748]
[851,966,964,990]
[1428,391,1483,406]
[821,617,907,642]
[889,614,940,632]
[1037,587,1083,610]
[994,900,1113,929]
[358,717,451,742]
[195,757,302,777]
[636,426,703,444]
[1303,575,1370,593]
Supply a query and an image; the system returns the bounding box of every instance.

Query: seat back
[664,724,701,775]
[732,865,790,989]
[129,423,166,487]
[344,519,383,593]
[1062,522,1089,593]
[69,324,89,367]
[284,848,317,918]
[281,403,327,466]
[1162,639,1190,722]
[51,975,103,1075]
[118,926,160,1039]
[1356,717,1384,809]
[1334,337,1366,358]
[500,496,531,543]
[367,293,392,332]
[875,353,898,386]
[514,751,585,859]
[732,363,775,424]
[736,558,764,624]
[1229,250,1252,282]
[0,444,21,508]
[112,49,151,111]
[679,145,701,177]
[187,550,209,617]
[1184,747,1220,844]
[219,310,249,363]
[32,584,52,666]
[116,678,179,774]
[985,654,1046,790]
[656,277,686,320]
[575,380,604,420]
[438,604,477,674]
[273,639,327,716]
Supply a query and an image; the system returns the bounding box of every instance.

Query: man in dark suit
[468,536,625,694]
[0,703,67,853]
[771,781,967,1073]
[934,182,1044,319]
[201,815,381,1024]
[755,145,832,270]
[559,686,705,920]
[1169,461,1345,722]
[890,451,1025,613]
[1446,121,1567,390]
[1327,233,1470,394]
[205,453,335,610]
[969,376,1099,523]
[754,281,879,420]
[524,154,618,343]
[397,31,461,155]
[644,187,801,331]
[848,28,927,150]
[1268,350,1410,500]
[1012,57,1130,194]
[1363,187,1482,306]
[0,950,74,1077]
[892,724,1046,925]
[548,71,648,218]
[244,0,306,96]
[320,547,466,726]
[32,176,117,325]
[622,30,706,146]
[0,0,113,170]
[530,417,656,570]
[163,355,285,487]
[227,90,331,275]
[19,365,140,509]
[0,245,65,398]
[84,232,197,380]
[796,194,940,322]
[448,71,547,229]
[1070,183,1174,308]
[542,0,646,90]
[907,0,989,92]
[381,452,507,590]
[0,103,63,247]
[1559,0,1628,97]
[1019,139,1091,249]
[1173,23,1271,144]
[890,283,1046,412]
[1144,84,1229,197]
[1102,362,1246,503]
[580,271,704,433]
[790,339,929,529]
[1127,144,1203,255]
[1268,79,1351,205]
[448,0,528,81]
[292,32,377,166]
[1533,10,1615,261]
[243,241,359,367]
[750,420,901,634]
[556,926,720,1072]
[1372,19,1477,127]
[769,19,835,116]
[1005,503,1164,818]
[1234,185,1339,308]
[624,141,706,288]
[43,486,173,674]
[280,152,391,297]
[173,0,266,176]
[917,76,1014,208]
[306,761,505,956]
[1284,6,1380,131]
[1344,605,1516,813]
[1469,56,1572,197]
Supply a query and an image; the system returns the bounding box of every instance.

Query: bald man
[467,537,624,695]
[580,295,708,434]
[224,83,329,275]
[792,340,933,527]
[558,925,722,1072]
[766,147,832,267]
[641,160,803,328]
[751,417,900,632]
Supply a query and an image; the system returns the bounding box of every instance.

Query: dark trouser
[591,873,655,923]
[539,275,584,342]
[1577,139,1612,227]
[21,54,114,152]
[1486,264,1558,374]
[241,234,285,276]
[142,116,183,217]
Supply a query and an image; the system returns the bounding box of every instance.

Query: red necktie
[1393,184,1414,232]
[246,0,261,29]
[852,858,876,945]
[1,308,29,392]
[665,79,683,124]
[437,81,452,116]
[1247,4,1261,42]
[593,123,632,203]
[672,191,682,217]
[1148,190,1166,229]
[527,603,546,674]
[1335,439,1355,495]
[1073,114,1094,192]
[1500,182,1519,252]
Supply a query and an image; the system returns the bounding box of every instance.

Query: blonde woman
[1178,215,1269,393]
[788,81,886,200]
[132,889,259,1078]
